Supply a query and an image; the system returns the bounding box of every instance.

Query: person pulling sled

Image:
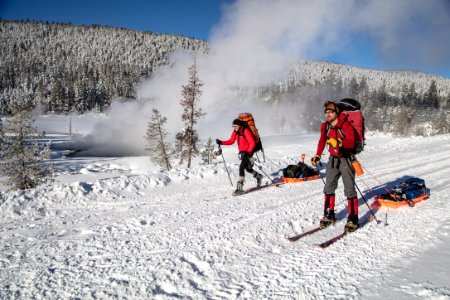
[216,118,263,195]
[311,101,359,232]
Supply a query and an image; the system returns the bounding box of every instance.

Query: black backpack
[283,162,319,178]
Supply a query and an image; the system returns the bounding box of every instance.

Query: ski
[315,219,370,248]
[315,231,348,248]
[285,226,322,242]
[233,181,284,196]
[203,181,283,201]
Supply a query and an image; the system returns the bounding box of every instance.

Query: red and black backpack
[325,98,365,154]
[238,112,264,154]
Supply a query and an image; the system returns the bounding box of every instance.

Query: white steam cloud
[80,0,450,156]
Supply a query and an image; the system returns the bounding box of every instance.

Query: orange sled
[280,174,321,183]
[373,194,428,208]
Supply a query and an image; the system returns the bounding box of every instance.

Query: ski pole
[345,158,380,224]
[318,161,326,185]
[217,145,233,187]
[252,159,276,184]
[361,164,397,199]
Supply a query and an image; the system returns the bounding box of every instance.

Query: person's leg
[340,157,359,230]
[323,157,341,196]
[320,157,341,228]
[244,153,263,187]
[233,158,246,195]
[323,194,336,218]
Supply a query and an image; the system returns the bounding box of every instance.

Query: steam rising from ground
[79,0,450,156]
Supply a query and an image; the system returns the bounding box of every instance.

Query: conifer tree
[400,83,409,106]
[75,77,88,113]
[358,77,369,102]
[0,100,51,190]
[434,110,449,134]
[445,93,450,112]
[348,76,359,99]
[175,57,205,168]
[145,109,172,171]
[423,80,439,109]
[0,117,4,157]
[391,106,410,136]
[49,79,65,112]
[201,137,216,165]
[408,82,419,107]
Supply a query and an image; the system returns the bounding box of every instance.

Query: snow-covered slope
[283,60,450,96]
[1,133,450,299]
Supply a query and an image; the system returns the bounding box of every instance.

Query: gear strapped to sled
[374,177,428,208]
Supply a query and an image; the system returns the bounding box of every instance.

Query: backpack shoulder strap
[240,127,250,139]
[336,115,348,139]
[324,122,331,136]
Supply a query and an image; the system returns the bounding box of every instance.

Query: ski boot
[253,171,263,187]
[233,181,245,196]
[319,210,336,229]
[345,215,359,233]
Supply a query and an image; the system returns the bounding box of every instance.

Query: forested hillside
[1,20,449,136]
[258,60,450,135]
[0,20,208,114]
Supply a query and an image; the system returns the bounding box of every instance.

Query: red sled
[280,174,321,183]
[372,194,428,209]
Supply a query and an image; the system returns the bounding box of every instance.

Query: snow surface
[1,132,450,299]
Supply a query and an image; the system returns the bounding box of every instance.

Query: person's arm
[311,122,326,166]
[220,131,237,146]
[315,122,326,156]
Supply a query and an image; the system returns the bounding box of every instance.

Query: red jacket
[222,127,256,154]
[315,113,356,157]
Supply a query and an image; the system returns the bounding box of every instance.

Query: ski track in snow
[1,134,450,299]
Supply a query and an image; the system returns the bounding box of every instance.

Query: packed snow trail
[1,134,450,299]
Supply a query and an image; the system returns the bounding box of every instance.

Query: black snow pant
[239,152,255,179]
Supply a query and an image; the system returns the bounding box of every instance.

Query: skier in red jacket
[217,119,263,195]
[311,101,359,232]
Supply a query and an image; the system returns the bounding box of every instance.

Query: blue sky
[0,0,232,39]
[1,0,449,79]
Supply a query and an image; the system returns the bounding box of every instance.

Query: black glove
[216,139,222,145]
[310,155,321,166]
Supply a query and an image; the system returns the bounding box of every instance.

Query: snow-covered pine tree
[408,82,419,107]
[0,100,52,190]
[145,109,172,171]
[49,79,65,112]
[175,56,206,168]
[423,80,439,110]
[433,110,449,134]
[391,106,411,136]
[348,76,359,99]
[0,116,4,156]
[75,77,88,113]
[201,137,216,165]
